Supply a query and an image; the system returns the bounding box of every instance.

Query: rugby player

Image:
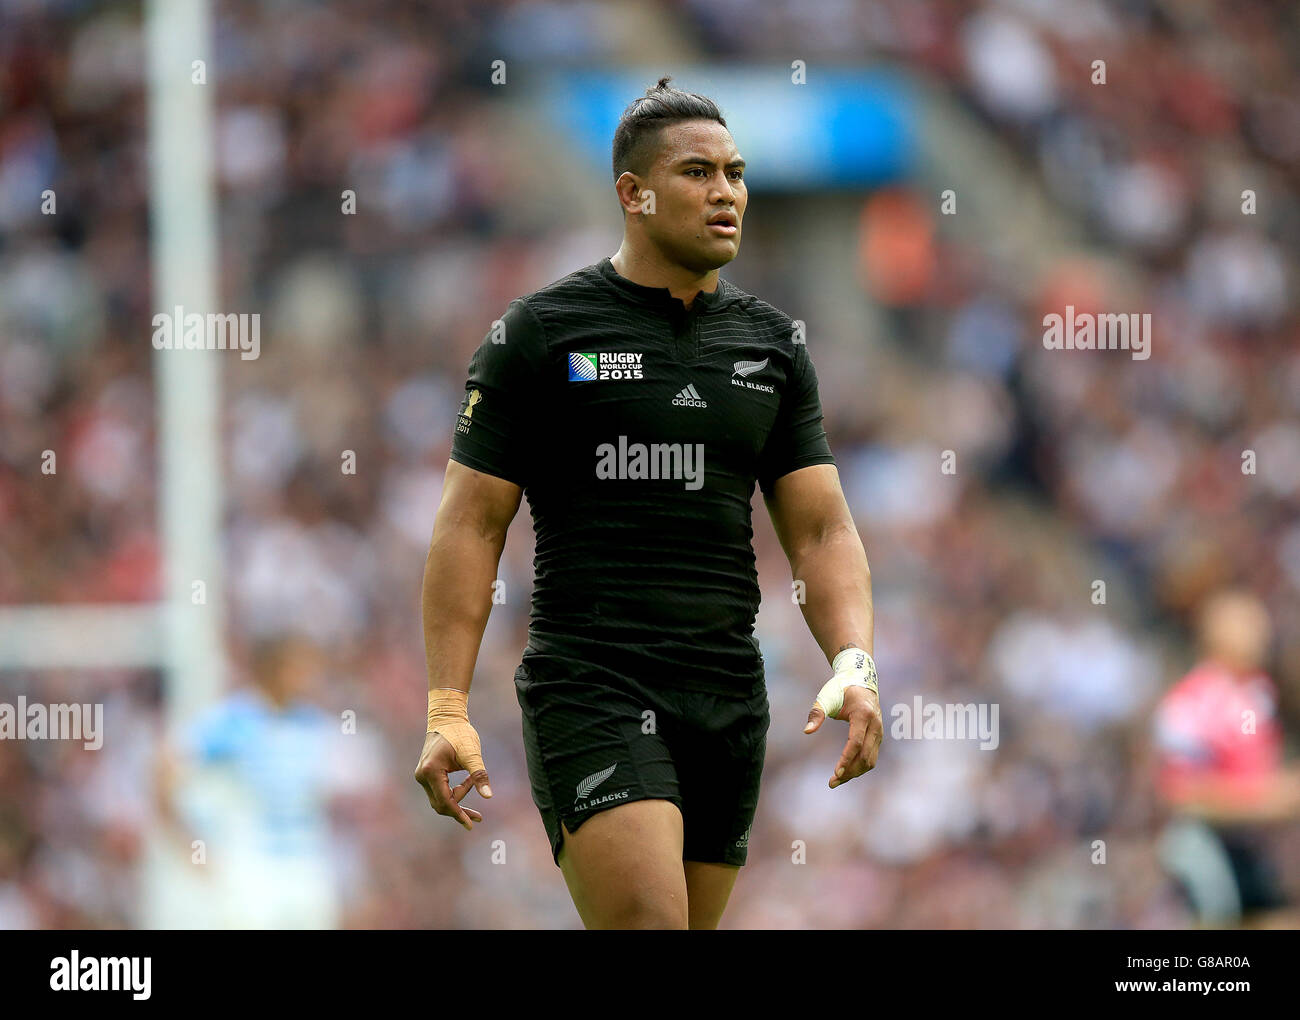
[1154,589,1300,928]
[415,78,881,929]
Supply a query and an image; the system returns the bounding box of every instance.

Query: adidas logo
[734,823,752,849]
[672,383,707,408]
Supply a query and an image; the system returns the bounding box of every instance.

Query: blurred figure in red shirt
[1154,589,1300,928]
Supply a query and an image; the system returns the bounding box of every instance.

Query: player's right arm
[414,460,522,830]
[415,299,544,830]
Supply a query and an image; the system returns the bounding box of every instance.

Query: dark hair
[611,76,727,182]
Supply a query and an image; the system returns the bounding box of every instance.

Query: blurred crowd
[1,0,1297,928]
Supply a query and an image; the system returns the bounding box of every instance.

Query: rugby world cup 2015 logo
[569,351,644,381]
[569,353,598,381]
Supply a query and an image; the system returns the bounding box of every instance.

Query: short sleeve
[757,342,835,495]
[449,299,548,488]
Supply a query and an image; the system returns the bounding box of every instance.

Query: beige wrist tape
[815,647,879,719]
[427,687,469,732]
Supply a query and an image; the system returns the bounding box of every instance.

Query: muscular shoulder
[728,286,793,328]
[514,262,610,333]
[718,285,808,357]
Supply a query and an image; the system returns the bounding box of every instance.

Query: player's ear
[615,171,645,215]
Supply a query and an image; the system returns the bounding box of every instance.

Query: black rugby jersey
[449,257,834,695]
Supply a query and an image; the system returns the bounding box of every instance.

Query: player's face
[639,119,746,273]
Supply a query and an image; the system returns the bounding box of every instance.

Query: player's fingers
[833,709,884,786]
[864,711,884,770]
[446,790,476,830]
[419,766,451,811]
[453,743,493,799]
[450,775,475,803]
[413,761,444,809]
[451,770,493,805]
[835,758,873,790]
[426,768,475,830]
[448,771,492,809]
[830,716,867,788]
[430,724,492,809]
[804,704,826,734]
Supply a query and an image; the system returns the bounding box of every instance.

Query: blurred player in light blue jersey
[154,638,369,929]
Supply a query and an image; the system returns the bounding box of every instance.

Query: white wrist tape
[814,647,879,719]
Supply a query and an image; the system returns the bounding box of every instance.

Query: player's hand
[805,681,883,789]
[414,721,493,830]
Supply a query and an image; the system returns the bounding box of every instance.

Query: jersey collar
[598,257,733,314]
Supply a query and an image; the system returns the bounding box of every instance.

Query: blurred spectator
[1154,590,1300,928]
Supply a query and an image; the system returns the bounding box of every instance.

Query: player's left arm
[764,463,882,788]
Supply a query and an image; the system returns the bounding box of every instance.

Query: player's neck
[610,245,718,309]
